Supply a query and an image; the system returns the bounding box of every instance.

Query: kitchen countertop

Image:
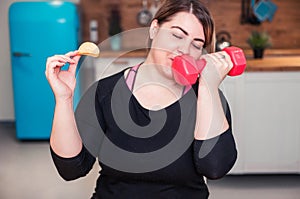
[98,49,300,71]
[246,56,300,71]
[244,49,300,71]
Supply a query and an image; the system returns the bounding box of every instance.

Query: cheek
[151,49,174,78]
[151,33,178,79]
[190,50,203,60]
[152,33,178,53]
[152,48,169,66]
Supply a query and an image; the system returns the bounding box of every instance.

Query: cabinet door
[243,72,300,173]
[223,72,300,174]
[221,75,247,174]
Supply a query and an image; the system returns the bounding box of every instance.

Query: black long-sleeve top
[50,68,237,199]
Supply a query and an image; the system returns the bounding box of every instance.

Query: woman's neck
[138,55,181,89]
[125,56,186,110]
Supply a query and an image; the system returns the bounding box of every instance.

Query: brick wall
[80,0,300,50]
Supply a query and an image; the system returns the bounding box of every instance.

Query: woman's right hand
[45,51,81,102]
[198,51,233,90]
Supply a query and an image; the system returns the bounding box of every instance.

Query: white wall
[0,0,79,121]
[0,0,15,121]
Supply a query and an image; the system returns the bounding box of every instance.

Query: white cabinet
[222,72,300,174]
[220,75,246,174]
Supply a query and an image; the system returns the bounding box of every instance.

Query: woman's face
[149,11,205,80]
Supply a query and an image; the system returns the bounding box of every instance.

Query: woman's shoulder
[95,67,132,99]
[96,68,128,87]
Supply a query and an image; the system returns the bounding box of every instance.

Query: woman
[45,0,237,198]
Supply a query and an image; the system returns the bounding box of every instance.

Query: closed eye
[192,43,203,50]
[172,33,183,39]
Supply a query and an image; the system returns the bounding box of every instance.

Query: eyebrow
[171,26,205,43]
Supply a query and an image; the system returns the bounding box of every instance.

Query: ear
[149,19,159,39]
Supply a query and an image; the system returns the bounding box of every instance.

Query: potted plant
[247,31,272,58]
[108,7,123,51]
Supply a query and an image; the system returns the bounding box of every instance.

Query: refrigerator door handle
[12,52,31,57]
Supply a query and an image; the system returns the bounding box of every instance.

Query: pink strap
[183,85,192,95]
[125,64,141,92]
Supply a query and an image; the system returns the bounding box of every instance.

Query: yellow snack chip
[78,42,100,57]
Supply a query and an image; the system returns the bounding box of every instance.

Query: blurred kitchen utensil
[253,0,278,22]
[137,0,152,26]
[149,0,160,18]
[216,31,231,51]
[240,0,261,25]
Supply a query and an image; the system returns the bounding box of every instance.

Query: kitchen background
[79,0,300,49]
[1,0,300,121]
[1,0,300,198]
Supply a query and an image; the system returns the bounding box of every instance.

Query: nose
[177,40,190,55]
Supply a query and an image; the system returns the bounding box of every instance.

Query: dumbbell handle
[172,46,247,85]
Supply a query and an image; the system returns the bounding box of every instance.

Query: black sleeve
[193,91,237,180]
[50,145,96,181]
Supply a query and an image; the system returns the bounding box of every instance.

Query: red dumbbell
[172,46,247,85]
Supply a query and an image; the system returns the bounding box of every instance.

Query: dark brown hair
[149,0,215,52]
